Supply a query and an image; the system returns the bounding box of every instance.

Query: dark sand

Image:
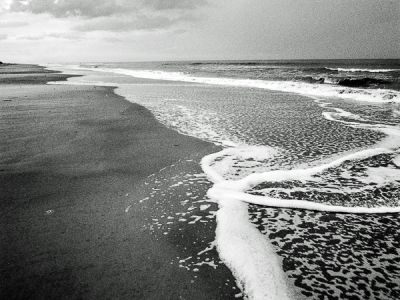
[0,65,238,299]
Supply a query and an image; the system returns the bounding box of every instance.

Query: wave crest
[91,68,400,103]
[325,67,398,73]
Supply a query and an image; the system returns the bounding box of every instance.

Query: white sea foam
[203,147,400,213]
[325,67,399,73]
[207,145,280,180]
[318,99,400,150]
[215,198,295,300]
[79,67,400,103]
[201,130,400,296]
[200,98,400,298]
[393,155,400,167]
[139,103,242,147]
[360,166,400,186]
[199,105,400,298]
[256,162,400,196]
[322,108,366,125]
[201,140,400,299]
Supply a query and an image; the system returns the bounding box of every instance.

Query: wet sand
[0,64,237,299]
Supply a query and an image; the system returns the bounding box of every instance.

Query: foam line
[202,147,400,214]
[215,199,295,300]
[201,145,400,299]
[77,67,400,103]
[325,67,398,73]
[318,101,400,150]
[209,187,400,214]
[205,148,391,192]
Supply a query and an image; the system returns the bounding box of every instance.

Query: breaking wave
[87,68,400,103]
[325,67,399,73]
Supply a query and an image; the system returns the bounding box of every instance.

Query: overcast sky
[0,0,399,63]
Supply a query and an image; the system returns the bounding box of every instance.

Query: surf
[83,67,400,103]
[325,67,399,73]
[48,63,400,300]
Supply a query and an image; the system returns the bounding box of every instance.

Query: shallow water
[49,60,400,299]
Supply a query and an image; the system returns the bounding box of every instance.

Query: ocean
[50,59,400,299]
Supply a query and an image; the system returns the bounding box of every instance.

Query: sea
[49,59,400,300]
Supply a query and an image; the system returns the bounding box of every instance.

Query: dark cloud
[8,0,207,32]
[10,0,206,18]
[10,0,130,18]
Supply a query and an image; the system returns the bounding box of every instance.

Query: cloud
[0,21,27,27]
[7,0,207,32]
[0,0,13,13]
[0,34,8,40]
[145,0,206,10]
[10,0,128,18]
[73,15,176,32]
[17,32,83,40]
[72,11,198,32]
[9,0,206,18]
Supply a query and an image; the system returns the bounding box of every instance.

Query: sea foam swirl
[198,97,400,299]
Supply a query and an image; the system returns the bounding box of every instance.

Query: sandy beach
[0,64,239,299]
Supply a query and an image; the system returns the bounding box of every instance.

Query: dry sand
[0,64,238,299]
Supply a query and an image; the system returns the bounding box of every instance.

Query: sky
[0,0,399,63]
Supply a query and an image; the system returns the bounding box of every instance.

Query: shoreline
[0,64,239,299]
